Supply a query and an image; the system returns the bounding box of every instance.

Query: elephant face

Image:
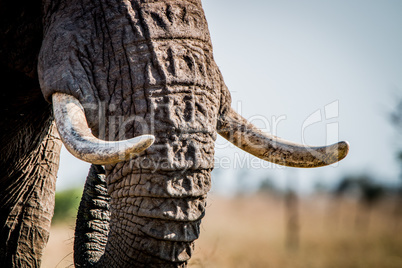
[37,0,348,266]
[39,1,231,266]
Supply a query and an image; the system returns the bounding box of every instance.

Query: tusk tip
[126,134,155,154]
[315,141,350,167]
[138,134,156,149]
[335,140,350,161]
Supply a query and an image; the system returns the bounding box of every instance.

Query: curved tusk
[218,108,349,168]
[52,93,155,165]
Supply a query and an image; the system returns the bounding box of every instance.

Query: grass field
[42,194,402,268]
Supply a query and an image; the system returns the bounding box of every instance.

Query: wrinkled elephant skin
[39,1,230,266]
[0,0,349,267]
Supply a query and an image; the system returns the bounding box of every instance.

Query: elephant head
[1,0,349,267]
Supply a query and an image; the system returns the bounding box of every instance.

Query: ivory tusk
[52,93,155,165]
[218,108,349,168]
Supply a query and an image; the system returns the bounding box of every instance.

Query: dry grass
[42,224,75,268]
[42,194,402,268]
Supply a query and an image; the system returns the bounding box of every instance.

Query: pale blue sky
[57,0,402,194]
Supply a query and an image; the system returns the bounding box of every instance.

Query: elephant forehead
[39,0,221,104]
[87,1,218,97]
[95,38,221,106]
[104,85,220,137]
[138,0,210,42]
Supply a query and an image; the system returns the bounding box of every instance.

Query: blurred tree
[390,96,402,186]
[285,189,299,251]
[389,96,402,229]
[284,173,299,251]
[258,177,281,196]
[313,181,328,195]
[334,175,384,231]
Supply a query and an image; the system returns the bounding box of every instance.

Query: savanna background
[42,0,402,267]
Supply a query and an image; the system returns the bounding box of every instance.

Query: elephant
[0,0,349,267]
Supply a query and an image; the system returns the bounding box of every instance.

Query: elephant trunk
[74,164,210,267]
[74,165,110,267]
[96,166,210,267]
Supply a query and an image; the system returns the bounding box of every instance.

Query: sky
[56,0,402,195]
